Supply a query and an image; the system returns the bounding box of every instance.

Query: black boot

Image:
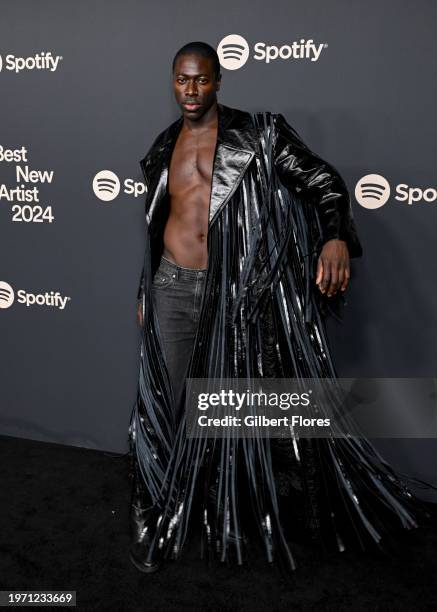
[128,456,162,574]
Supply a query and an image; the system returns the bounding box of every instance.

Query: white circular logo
[217,35,250,71]
[93,170,120,202]
[0,281,14,309]
[355,174,390,209]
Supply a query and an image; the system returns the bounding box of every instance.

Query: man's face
[173,53,221,120]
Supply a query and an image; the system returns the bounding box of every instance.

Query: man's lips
[183,102,201,110]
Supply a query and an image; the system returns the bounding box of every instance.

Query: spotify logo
[217,34,327,70]
[0,281,14,309]
[93,170,146,201]
[217,35,250,70]
[93,170,120,202]
[355,174,390,209]
[0,52,63,73]
[0,281,70,310]
[356,174,437,209]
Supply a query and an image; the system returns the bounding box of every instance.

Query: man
[128,41,429,574]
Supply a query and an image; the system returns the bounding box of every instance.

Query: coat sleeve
[273,113,363,258]
[137,265,145,302]
[136,156,151,301]
[136,129,169,301]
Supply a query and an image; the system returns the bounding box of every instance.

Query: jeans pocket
[152,269,175,290]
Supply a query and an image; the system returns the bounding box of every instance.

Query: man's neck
[182,101,219,132]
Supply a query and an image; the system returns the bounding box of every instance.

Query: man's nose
[185,81,198,96]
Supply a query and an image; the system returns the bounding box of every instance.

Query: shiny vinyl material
[128,104,433,571]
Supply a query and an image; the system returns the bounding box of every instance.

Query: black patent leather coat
[128,105,426,570]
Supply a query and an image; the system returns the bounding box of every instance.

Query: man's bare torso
[163,121,218,269]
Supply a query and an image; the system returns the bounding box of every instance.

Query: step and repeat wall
[1,1,436,487]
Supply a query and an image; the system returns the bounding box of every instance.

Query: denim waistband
[159,255,208,281]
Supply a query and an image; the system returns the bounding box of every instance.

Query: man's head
[172,41,222,120]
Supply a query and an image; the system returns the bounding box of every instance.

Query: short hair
[172,41,221,80]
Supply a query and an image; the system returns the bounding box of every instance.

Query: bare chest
[168,127,217,198]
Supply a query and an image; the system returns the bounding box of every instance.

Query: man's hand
[137,301,143,327]
[316,239,350,297]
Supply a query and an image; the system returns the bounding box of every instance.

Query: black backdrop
[1,1,436,492]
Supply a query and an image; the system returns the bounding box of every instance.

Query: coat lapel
[140,103,258,228]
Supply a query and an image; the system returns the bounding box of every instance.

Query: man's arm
[273,113,363,295]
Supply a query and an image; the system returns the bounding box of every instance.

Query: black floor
[1,434,437,611]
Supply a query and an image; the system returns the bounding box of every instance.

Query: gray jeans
[152,255,207,413]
